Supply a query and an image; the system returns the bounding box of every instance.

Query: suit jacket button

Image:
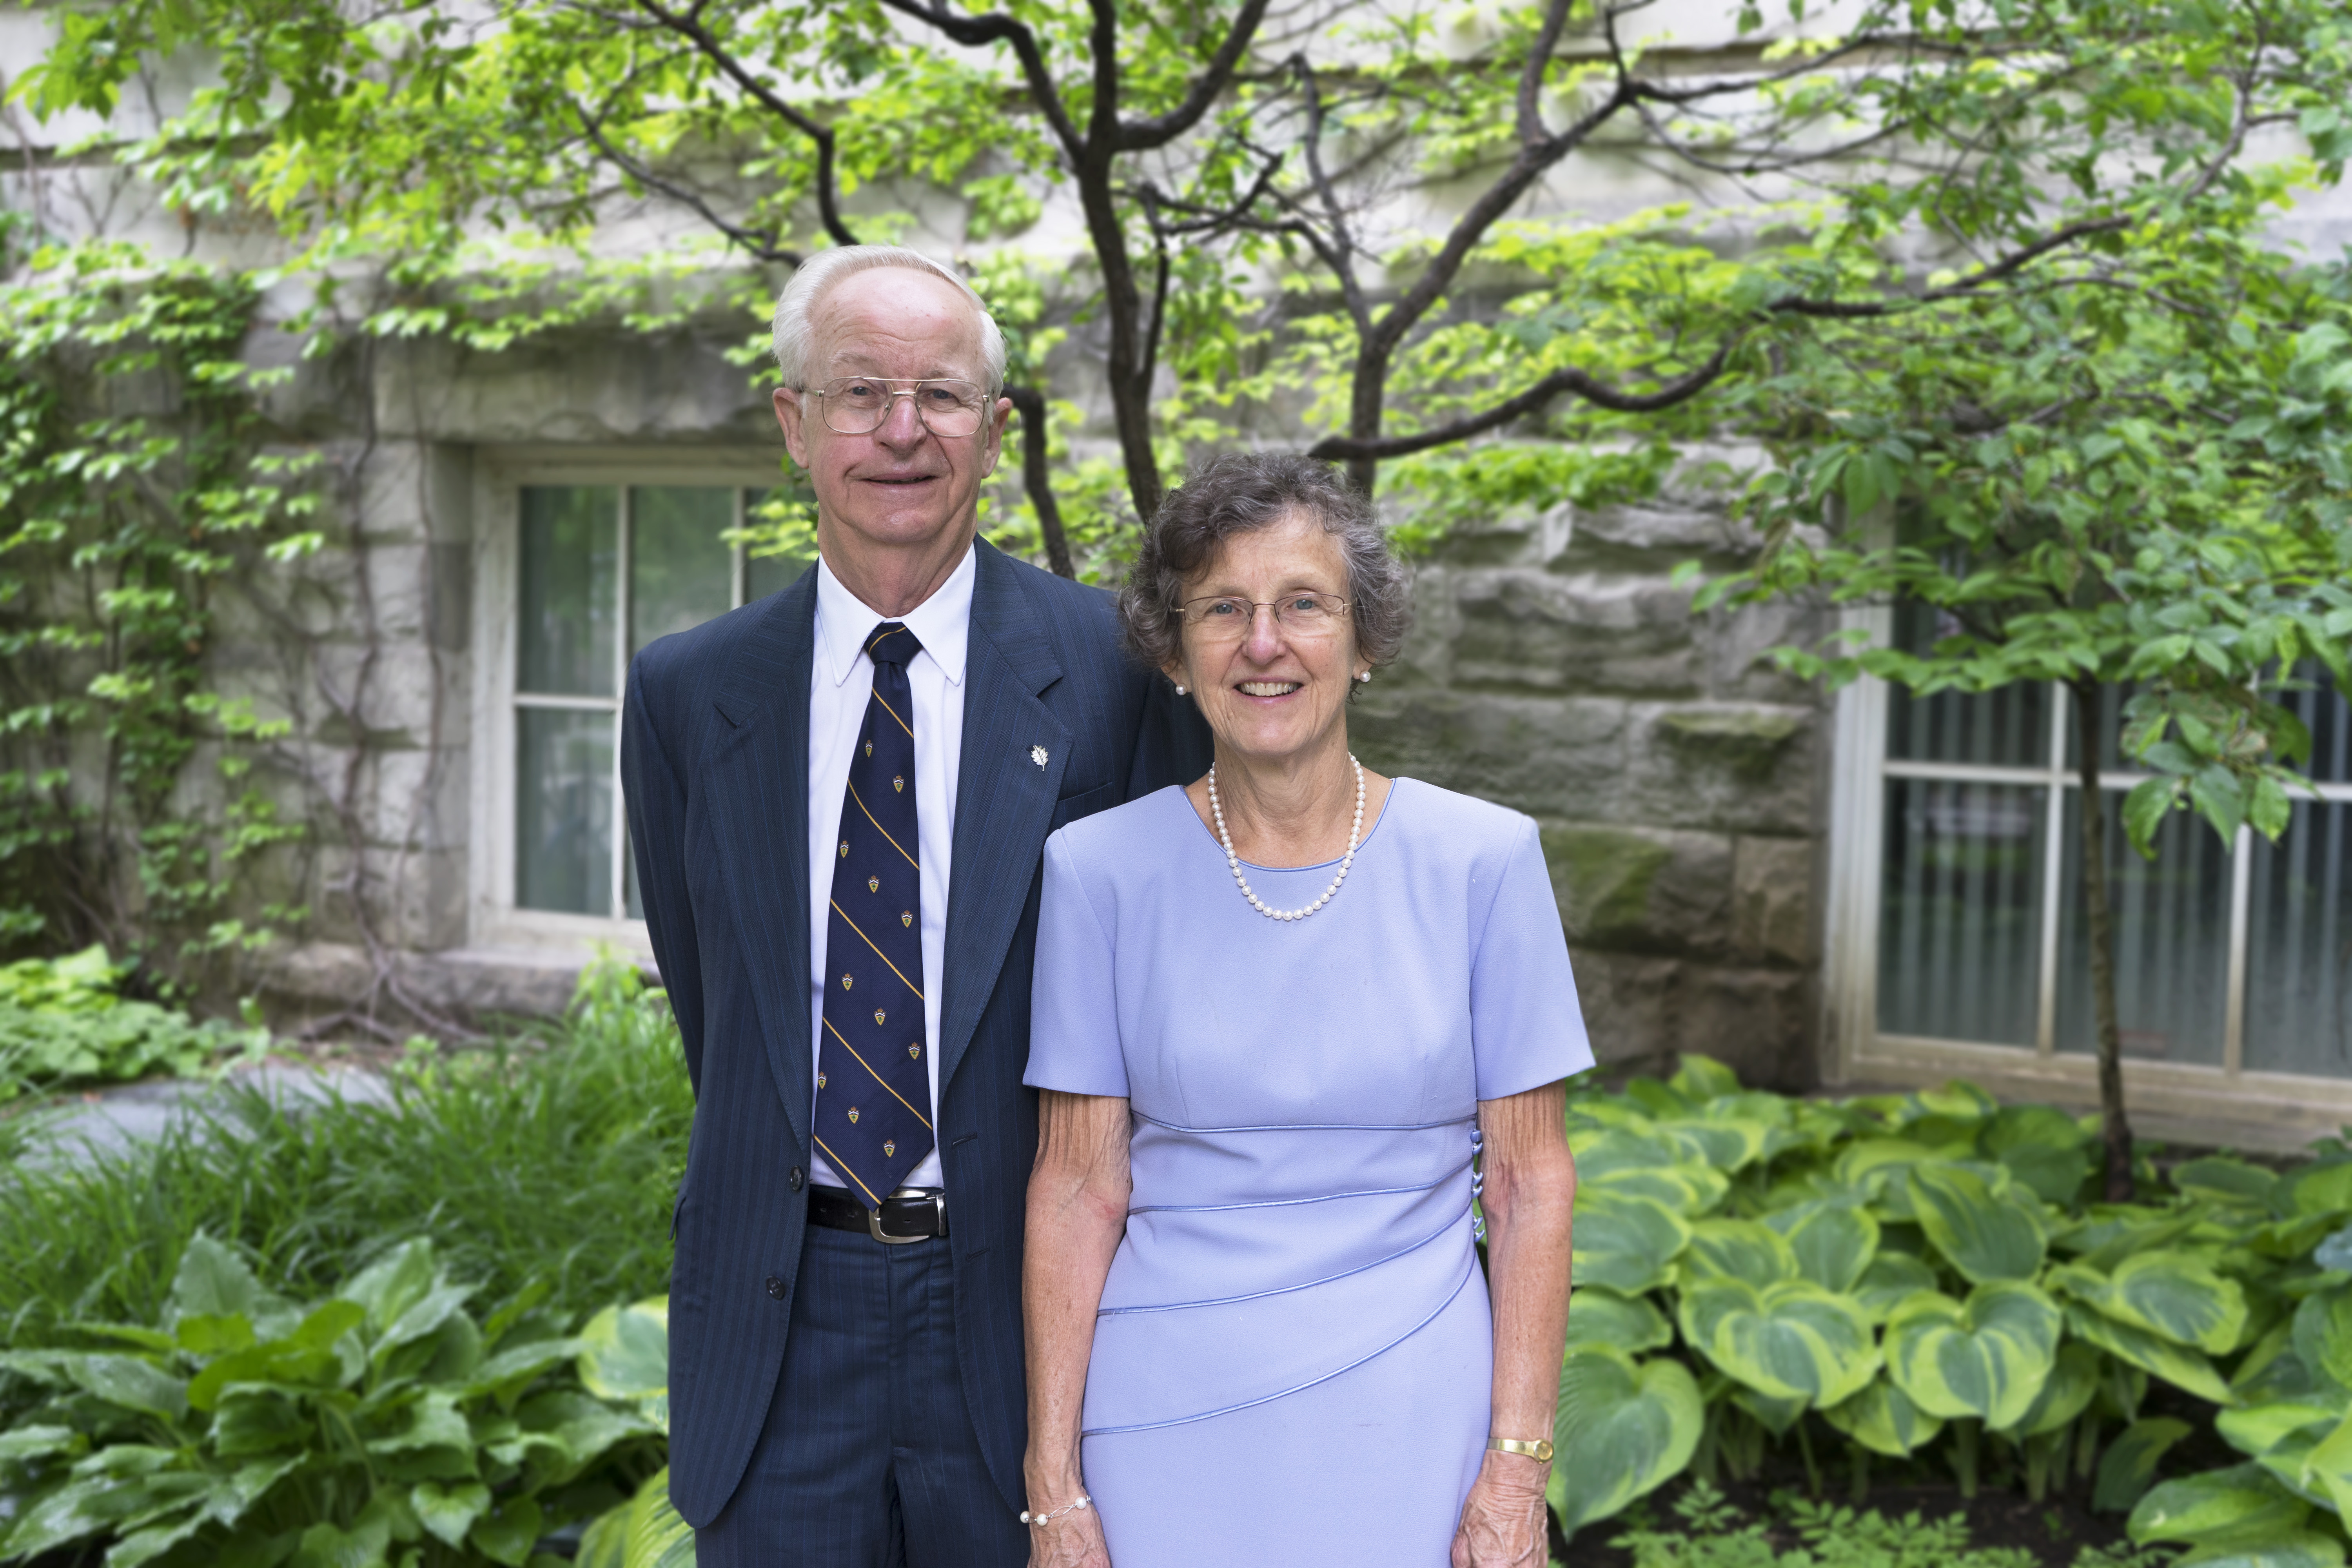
[788,1167,804,1192]
[766,1276,787,1300]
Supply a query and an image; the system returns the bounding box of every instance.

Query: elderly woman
[1018,453,1587,1567]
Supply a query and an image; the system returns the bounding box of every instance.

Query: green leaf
[1658,1117,1773,1173]
[1563,1288,1674,1355]
[1853,1254,1941,1323]
[2009,1341,2103,1438]
[1883,1281,2061,1430]
[2174,1159,2280,1207]
[66,1353,190,1422]
[2293,1289,2352,1393]
[1676,1276,1879,1408]
[2053,1252,2249,1354]
[2069,1302,2236,1405]
[2176,1534,2347,1568]
[169,1234,269,1324]
[2131,1464,2310,1547]
[2217,1399,2342,1463]
[2299,1410,2352,1521]
[1544,1347,1703,1537]
[0,1424,86,1462]
[411,1481,491,1548]
[1820,1375,1945,1458]
[342,1241,439,1334]
[1907,1163,2048,1283]
[2123,777,2178,858]
[575,1296,670,1423]
[1680,1218,1801,1285]
[469,1494,546,1567]
[1572,1189,1692,1295]
[2096,1417,2194,1513]
[1766,1200,1880,1293]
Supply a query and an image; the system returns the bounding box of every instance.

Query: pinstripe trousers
[692,1221,1031,1568]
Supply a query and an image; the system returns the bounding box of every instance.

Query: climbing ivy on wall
[0,241,318,988]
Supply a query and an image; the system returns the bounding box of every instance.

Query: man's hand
[1027,1507,1113,1568]
[1451,1450,1550,1568]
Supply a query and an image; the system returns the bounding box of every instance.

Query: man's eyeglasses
[1178,594,1352,641]
[804,377,991,438]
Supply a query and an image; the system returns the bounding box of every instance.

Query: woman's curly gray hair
[1119,451,1412,679]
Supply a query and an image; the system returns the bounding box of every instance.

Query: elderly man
[622,247,1208,1565]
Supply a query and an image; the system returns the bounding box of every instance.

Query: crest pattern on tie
[813,620,935,1205]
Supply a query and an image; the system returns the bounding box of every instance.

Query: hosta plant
[0,1236,662,1567]
[1554,1056,2347,1561]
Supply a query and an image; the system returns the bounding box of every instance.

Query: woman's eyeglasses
[1178,594,1352,641]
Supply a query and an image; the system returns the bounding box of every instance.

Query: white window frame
[470,446,802,954]
[1822,603,2352,1143]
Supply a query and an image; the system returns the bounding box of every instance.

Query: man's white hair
[771,246,1007,395]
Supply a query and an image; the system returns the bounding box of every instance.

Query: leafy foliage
[1610,1479,2171,1568]
[0,246,314,979]
[0,1234,662,1567]
[1550,1056,2352,1548]
[0,953,690,1343]
[0,944,269,1103]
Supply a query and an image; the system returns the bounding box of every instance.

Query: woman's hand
[1026,1506,1113,1568]
[1450,1450,1551,1567]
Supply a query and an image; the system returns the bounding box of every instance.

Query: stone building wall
[1351,496,1829,1088]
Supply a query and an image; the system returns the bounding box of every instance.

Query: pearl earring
[1356,671,1371,683]
[1174,682,1187,695]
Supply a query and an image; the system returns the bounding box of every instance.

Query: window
[474,460,809,945]
[1827,600,2352,1129]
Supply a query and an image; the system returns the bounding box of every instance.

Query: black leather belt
[809,1184,949,1244]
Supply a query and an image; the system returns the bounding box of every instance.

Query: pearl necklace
[1207,755,1365,922]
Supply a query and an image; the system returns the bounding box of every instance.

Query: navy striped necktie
[814,621,935,1206]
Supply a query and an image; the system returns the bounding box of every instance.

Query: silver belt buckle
[868,1191,945,1245]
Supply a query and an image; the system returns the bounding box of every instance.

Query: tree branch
[1515,0,1575,146]
[575,106,808,263]
[1306,339,1733,461]
[878,0,1086,160]
[628,0,857,246]
[1003,385,1074,579]
[1117,0,1276,150]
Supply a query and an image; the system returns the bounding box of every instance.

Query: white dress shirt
[806,545,973,1193]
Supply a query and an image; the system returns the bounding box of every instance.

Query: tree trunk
[2073,679,2134,1200]
[1003,386,1074,579]
[1072,156,1163,524]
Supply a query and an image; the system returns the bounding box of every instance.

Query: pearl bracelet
[1020,1494,1092,1528]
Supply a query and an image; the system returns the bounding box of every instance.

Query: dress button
[766,1276,787,1300]
[788,1167,804,1192]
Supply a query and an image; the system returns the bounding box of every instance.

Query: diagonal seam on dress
[1098,1205,1466,1316]
[1079,1252,1479,1437]
[1131,1112,1475,1134]
[1126,1154,1474,1215]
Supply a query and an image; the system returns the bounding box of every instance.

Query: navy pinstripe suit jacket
[622,539,1211,1528]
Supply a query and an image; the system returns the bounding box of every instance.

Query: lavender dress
[1024,777,1592,1566]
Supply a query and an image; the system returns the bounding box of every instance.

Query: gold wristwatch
[1488,1436,1554,1463]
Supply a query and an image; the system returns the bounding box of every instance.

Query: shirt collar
[814,542,976,690]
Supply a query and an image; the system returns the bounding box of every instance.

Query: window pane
[630,487,736,656]
[2245,797,2352,1078]
[517,708,613,915]
[743,488,812,603]
[519,487,618,696]
[1877,779,2048,1045]
[2054,789,2229,1066]
[1884,600,2049,766]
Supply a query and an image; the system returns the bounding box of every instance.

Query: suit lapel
[939,541,1069,1096]
[706,569,818,1153]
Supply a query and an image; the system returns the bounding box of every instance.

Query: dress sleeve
[1024,829,1130,1098]
[1469,816,1596,1100]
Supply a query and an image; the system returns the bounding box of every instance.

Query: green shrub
[0,953,690,1339]
[1606,1481,2172,1568]
[1550,1057,2348,1560]
[0,945,268,1103]
[0,1236,661,1567]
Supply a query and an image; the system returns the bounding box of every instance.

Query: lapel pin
[1031,745,1049,768]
